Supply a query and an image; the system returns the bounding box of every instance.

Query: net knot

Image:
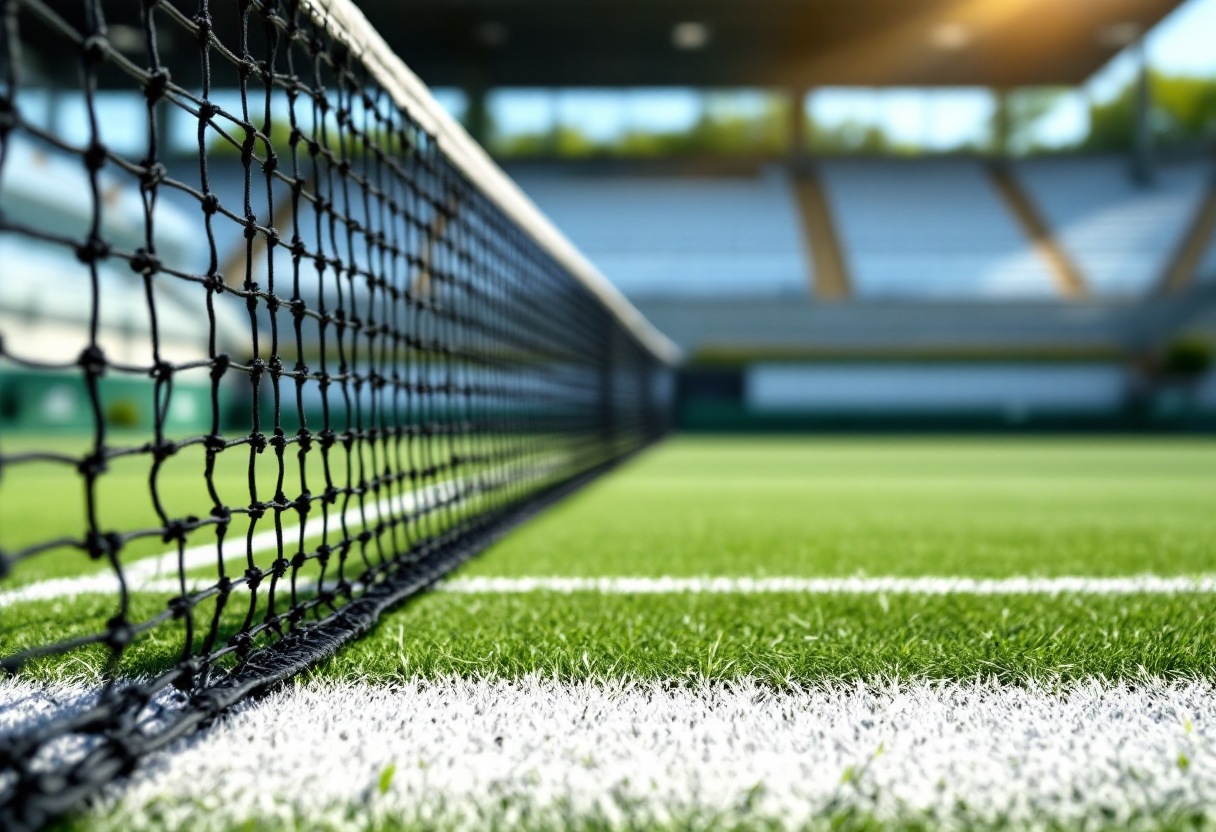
[129,248,161,275]
[243,567,263,590]
[315,544,332,566]
[83,139,109,171]
[0,96,16,135]
[200,193,220,216]
[215,575,232,595]
[193,13,213,43]
[76,235,110,264]
[144,69,171,102]
[318,428,336,450]
[240,127,256,163]
[294,491,312,514]
[296,428,312,450]
[270,557,290,579]
[80,35,108,65]
[243,212,259,240]
[249,431,268,454]
[150,361,174,383]
[162,519,189,543]
[85,530,123,561]
[78,345,107,377]
[139,161,167,189]
[168,594,192,619]
[210,354,231,380]
[172,658,201,691]
[211,503,232,523]
[105,616,134,649]
[197,99,219,121]
[149,440,178,464]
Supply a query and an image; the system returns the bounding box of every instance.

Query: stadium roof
[357,0,1186,89]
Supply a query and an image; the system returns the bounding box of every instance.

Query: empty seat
[1016,157,1212,295]
[511,168,810,299]
[819,159,1058,300]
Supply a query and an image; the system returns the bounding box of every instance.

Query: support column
[464,84,489,148]
[992,88,1011,158]
[1132,34,1154,186]
[789,88,809,160]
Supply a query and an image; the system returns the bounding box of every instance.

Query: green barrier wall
[0,369,212,433]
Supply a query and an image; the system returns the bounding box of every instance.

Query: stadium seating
[509,166,810,298]
[817,158,1058,299]
[1015,156,1214,295]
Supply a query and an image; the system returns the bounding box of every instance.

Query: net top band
[307,0,682,366]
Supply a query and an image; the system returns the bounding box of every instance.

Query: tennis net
[0,0,676,826]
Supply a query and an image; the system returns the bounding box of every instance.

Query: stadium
[0,0,1214,829]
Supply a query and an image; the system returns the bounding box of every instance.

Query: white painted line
[0,455,570,608]
[437,574,1216,596]
[17,675,1214,831]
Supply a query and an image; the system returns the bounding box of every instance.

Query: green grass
[309,436,1216,686]
[6,436,1216,685]
[0,431,498,585]
[313,590,1216,686]
[17,435,1216,832]
[464,437,1216,578]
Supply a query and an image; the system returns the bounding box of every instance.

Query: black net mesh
[0,0,671,825]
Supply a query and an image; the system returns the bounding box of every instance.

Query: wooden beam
[988,163,1088,299]
[1158,176,1216,294]
[792,168,851,301]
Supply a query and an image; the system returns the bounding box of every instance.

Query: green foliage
[377,763,396,795]
[105,399,141,428]
[1163,336,1215,378]
[490,95,791,159]
[1002,88,1070,155]
[1084,71,1216,152]
[807,119,920,155]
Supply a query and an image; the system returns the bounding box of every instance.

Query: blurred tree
[1085,71,1216,152]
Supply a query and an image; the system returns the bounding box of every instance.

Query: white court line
[436,574,1216,596]
[14,675,1215,832]
[0,455,571,609]
[9,572,1216,609]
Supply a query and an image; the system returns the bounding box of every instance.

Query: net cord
[304,0,681,367]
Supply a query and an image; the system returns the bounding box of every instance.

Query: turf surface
[5,437,1216,685]
[8,436,1216,832]
[463,437,1216,578]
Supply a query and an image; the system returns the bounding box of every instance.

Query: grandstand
[506,154,1216,428]
[333,0,1216,430]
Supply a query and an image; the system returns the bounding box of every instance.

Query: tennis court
[3,0,1216,828]
[5,436,1216,829]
